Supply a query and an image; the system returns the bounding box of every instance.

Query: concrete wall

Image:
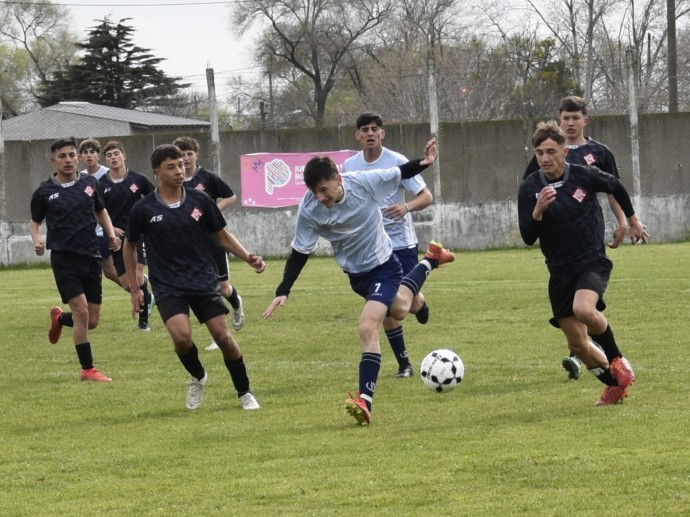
[2,113,689,265]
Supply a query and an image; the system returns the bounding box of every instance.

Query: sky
[67,0,260,100]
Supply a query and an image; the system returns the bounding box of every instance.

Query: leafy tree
[37,18,187,109]
[0,0,77,115]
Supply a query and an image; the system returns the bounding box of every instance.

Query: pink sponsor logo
[241,150,357,207]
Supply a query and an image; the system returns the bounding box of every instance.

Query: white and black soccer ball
[420,349,465,393]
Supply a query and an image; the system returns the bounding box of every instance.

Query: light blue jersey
[292,168,403,274]
[343,147,426,250]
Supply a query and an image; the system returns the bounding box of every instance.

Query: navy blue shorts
[112,239,147,277]
[348,256,402,309]
[393,245,419,275]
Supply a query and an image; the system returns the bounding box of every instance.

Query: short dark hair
[355,112,383,129]
[151,144,183,170]
[51,137,77,154]
[172,136,200,152]
[304,156,338,191]
[532,121,566,148]
[79,138,101,154]
[103,141,125,154]
[559,96,587,116]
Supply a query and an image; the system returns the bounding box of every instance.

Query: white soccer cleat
[239,392,260,410]
[186,373,208,410]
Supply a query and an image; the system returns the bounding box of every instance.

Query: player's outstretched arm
[214,229,266,273]
[420,137,438,166]
[30,221,45,256]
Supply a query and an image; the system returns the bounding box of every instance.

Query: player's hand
[421,137,438,165]
[34,239,45,256]
[130,289,144,319]
[384,203,408,220]
[109,235,121,252]
[247,253,266,273]
[608,223,628,249]
[263,296,288,319]
[629,222,649,245]
[532,186,557,221]
[114,227,125,238]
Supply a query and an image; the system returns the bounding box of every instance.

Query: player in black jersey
[173,136,245,351]
[523,96,642,380]
[30,137,120,383]
[101,141,156,331]
[123,144,266,411]
[518,121,647,405]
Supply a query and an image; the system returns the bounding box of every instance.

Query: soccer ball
[420,349,465,393]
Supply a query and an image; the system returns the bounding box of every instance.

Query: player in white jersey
[343,112,434,379]
[263,138,454,426]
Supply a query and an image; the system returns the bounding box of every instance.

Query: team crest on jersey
[190,207,203,221]
[195,184,206,192]
[572,187,588,203]
[84,185,95,197]
[130,184,140,193]
[583,153,596,166]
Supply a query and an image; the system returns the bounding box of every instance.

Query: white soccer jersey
[292,168,403,274]
[343,147,426,249]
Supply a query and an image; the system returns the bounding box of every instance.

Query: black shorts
[212,247,230,281]
[548,257,612,328]
[50,251,103,304]
[156,294,229,324]
[97,235,111,260]
[112,239,147,277]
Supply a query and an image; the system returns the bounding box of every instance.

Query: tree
[37,18,187,109]
[232,0,391,127]
[0,0,77,115]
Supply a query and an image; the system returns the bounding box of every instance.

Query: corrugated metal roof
[47,102,211,128]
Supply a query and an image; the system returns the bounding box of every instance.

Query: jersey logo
[84,185,95,197]
[130,184,140,193]
[572,187,588,203]
[583,153,596,166]
[49,192,59,201]
[104,187,112,194]
[195,184,206,191]
[149,215,163,223]
[190,207,203,221]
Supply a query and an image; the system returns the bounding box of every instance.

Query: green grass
[1,243,689,516]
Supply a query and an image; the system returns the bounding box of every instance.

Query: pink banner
[241,150,357,207]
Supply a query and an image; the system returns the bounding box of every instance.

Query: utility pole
[206,66,221,174]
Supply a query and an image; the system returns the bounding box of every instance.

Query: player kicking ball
[263,137,454,426]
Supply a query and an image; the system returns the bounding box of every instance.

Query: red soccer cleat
[48,306,63,344]
[424,241,455,266]
[80,368,112,383]
[345,391,372,426]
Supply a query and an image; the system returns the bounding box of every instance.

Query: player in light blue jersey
[263,138,454,426]
[343,112,434,379]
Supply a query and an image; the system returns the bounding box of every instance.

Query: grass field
[2,242,689,516]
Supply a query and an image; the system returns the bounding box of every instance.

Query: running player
[124,144,265,410]
[172,136,245,350]
[30,137,120,382]
[79,138,119,284]
[518,121,646,405]
[263,137,454,426]
[100,141,156,331]
[522,96,640,380]
[343,112,433,379]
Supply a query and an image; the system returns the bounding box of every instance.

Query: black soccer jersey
[518,164,634,274]
[523,138,620,180]
[30,172,104,257]
[184,167,235,200]
[99,170,155,230]
[126,188,228,299]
